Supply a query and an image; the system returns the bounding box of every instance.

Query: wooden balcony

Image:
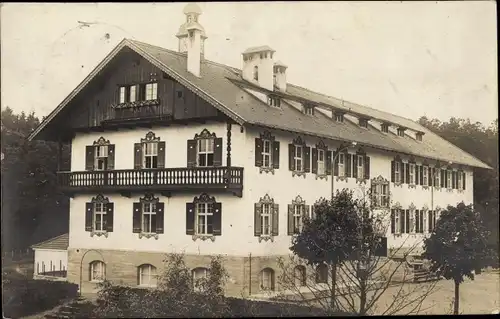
[58,167,244,197]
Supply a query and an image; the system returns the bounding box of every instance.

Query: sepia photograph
[1,1,498,317]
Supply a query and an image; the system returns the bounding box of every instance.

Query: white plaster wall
[34,249,68,274]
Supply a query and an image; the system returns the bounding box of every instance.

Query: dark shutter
[157,141,166,169]
[85,146,95,171]
[364,156,370,179]
[107,145,115,170]
[287,204,294,235]
[133,203,142,233]
[254,203,262,236]
[213,202,222,236]
[106,203,114,232]
[463,172,466,190]
[156,202,164,234]
[405,210,410,233]
[391,160,395,182]
[213,137,223,167]
[390,209,395,234]
[288,144,295,171]
[428,210,432,232]
[311,148,318,174]
[420,166,424,185]
[85,202,93,232]
[346,153,352,177]
[440,169,445,188]
[326,150,332,175]
[333,151,339,176]
[272,204,279,236]
[415,165,420,185]
[304,146,311,173]
[452,171,456,189]
[352,155,358,178]
[400,211,405,233]
[255,138,263,167]
[134,143,142,170]
[187,139,197,168]
[272,141,280,169]
[429,167,432,186]
[415,209,420,232]
[186,203,195,235]
[405,163,410,184]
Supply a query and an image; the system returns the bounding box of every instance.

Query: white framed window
[338,153,345,177]
[197,138,215,167]
[399,210,410,234]
[119,87,126,103]
[357,155,364,178]
[409,163,415,185]
[423,166,429,186]
[397,128,405,137]
[260,268,275,291]
[94,145,108,171]
[142,202,157,234]
[304,106,314,115]
[293,204,305,233]
[145,83,158,100]
[415,210,425,233]
[334,113,344,122]
[395,162,401,183]
[192,267,209,292]
[262,139,272,168]
[294,145,303,172]
[381,124,389,133]
[143,142,158,169]
[457,172,463,190]
[393,210,401,233]
[261,203,272,236]
[138,264,158,287]
[317,149,325,175]
[447,170,452,189]
[90,261,105,282]
[196,202,213,235]
[94,202,107,232]
[372,183,389,208]
[129,85,137,102]
[434,169,440,187]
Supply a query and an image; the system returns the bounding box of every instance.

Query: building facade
[29,4,489,297]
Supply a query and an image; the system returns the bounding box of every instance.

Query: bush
[2,276,78,318]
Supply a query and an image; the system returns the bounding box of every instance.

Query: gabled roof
[31,233,69,250]
[28,38,491,169]
[243,45,275,54]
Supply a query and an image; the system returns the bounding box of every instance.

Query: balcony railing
[57,167,244,196]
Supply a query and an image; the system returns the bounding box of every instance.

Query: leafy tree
[423,202,490,315]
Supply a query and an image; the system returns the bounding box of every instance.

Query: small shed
[30,233,69,280]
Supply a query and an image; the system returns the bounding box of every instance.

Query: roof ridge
[31,233,68,248]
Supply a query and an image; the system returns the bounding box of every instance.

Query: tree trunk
[330,263,337,311]
[454,279,460,315]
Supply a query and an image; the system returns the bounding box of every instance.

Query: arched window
[253,66,259,81]
[138,264,158,287]
[260,268,275,291]
[315,264,328,284]
[294,265,307,287]
[89,260,106,282]
[192,267,209,292]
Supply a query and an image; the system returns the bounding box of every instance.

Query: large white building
[29,4,489,296]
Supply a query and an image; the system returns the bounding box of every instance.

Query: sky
[1,2,497,126]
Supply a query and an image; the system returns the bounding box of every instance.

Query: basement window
[267,96,281,108]
[334,113,344,123]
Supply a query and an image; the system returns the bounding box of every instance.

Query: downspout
[249,252,252,296]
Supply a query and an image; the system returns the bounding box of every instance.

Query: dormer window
[359,119,368,128]
[334,113,344,123]
[253,66,259,81]
[381,124,389,133]
[416,133,423,142]
[397,128,405,137]
[267,96,281,108]
[304,105,314,116]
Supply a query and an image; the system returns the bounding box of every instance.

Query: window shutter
[254,203,262,237]
[414,210,419,232]
[428,211,432,232]
[391,160,395,182]
[272,204,279,236]
[415,166,420,185]
[390,209,395,234]
[156,202,164,234]
[187,139,197,168]
[346,153,352,177]
[333,151,339,176]
[405,210,410,233]
[429,167,433,186]
[305,205,310,220]
[107,145,115,170]
[85,202,93,232]
[287,204,294,235]
[440,169,445,188]
[255,138,263,167]
[186,203,195,235]
[85,146,95,171]
[399,211,405,234]
[106,203,114,232]
[213,202,222,236]
[213,138,223,167]
[304,146,311,173]
[462,172,466,190]
[364,155,370,179]
[272,141,280,169]
[134,143,142,170]
[420,166,424,185]
[133,203,141,233]
[423,210,427,233]
[157,141,166,169]
[288,144,295,171]
[352,155,358,178]
[326,150,332,175]
[405,163,410,184]
[311,148,318,174]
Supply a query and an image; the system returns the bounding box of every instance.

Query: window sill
[292,170,306,178]
[408,184,416,189]
[458,189,464,193]
[257,235,275,243]
[90,231,108,238]
[192,234,216,242]
[393,181,403,188]
[336,176,348,182]
[315,174,328,181]
[260,166,276,175]
[434,186,442,191]
[114,99,160,109]
[139,232,159,240]
[446,188,453,193]
[90,279,104,283]
[356,177,368,185]
[422,185,430,190]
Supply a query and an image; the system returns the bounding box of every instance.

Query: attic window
[381,124,389,133]
[304,106,314,116]
[397,128,405,137]
[416,133,423,142]
[334,113,344,123]
[267,96,281,108]
[359,119,368,128]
